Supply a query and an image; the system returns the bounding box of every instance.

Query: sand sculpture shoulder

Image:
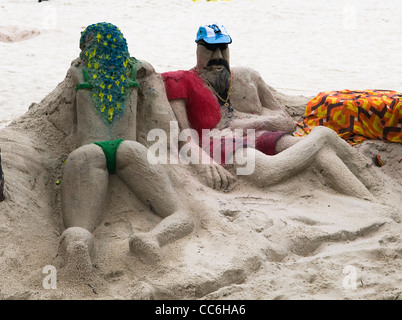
[230,66,290,116]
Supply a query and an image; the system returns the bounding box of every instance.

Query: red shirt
[162,69,287,163]
[162,68,221,140]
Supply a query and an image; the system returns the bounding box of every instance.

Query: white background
[1,0,402,128]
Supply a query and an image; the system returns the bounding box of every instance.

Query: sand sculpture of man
[60,22,194,275]
[162,23,376,198]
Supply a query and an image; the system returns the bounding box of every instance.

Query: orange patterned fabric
[296,89,402,144]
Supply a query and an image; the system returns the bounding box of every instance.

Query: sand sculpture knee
[161,23,376,199]
[237,126,374,199]
[59,22,194,277]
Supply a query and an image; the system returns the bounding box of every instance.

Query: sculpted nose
[212,48,223,60]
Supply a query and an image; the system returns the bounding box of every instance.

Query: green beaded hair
[77,22,139,124]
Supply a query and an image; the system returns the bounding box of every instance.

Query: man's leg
[116,141,194,262]
[314,146,372,199]
[60,144,109,277]
[236,127,374,198]
[277,127,377,192]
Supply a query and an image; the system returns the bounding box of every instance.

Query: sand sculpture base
[0,73,401,300]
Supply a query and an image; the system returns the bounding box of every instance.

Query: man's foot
[129,232,161,264]
[59,227,95,281]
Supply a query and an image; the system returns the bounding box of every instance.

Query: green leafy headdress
[77,22,139,124]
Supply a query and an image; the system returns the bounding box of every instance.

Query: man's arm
[169,99,220,164]
[229,112,296,133]
[257,72,296,132]
[230,68,296,133]
[169,99,235,190]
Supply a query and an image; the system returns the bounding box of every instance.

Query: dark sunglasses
[198,41,228,52]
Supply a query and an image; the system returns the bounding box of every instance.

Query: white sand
[2,0,402,127]
[0,0,401,300]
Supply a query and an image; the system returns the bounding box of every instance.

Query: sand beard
[200,59,231,95]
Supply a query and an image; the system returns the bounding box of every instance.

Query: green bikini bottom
[93,139,124,174]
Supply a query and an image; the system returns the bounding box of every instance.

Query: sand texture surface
[0,72,401,300]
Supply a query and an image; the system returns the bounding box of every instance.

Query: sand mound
[0,69,401,300]
[0,26,40,43]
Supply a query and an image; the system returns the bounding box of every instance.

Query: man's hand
[194,163,236,191]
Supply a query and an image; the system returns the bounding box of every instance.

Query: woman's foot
[59,227,95,280]
[129,232,161,264]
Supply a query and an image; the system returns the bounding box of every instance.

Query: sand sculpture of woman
[60,23,193,276]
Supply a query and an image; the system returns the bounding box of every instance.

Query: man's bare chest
[229,80,263,115]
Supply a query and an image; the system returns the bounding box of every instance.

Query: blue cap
[195,23,232,44]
